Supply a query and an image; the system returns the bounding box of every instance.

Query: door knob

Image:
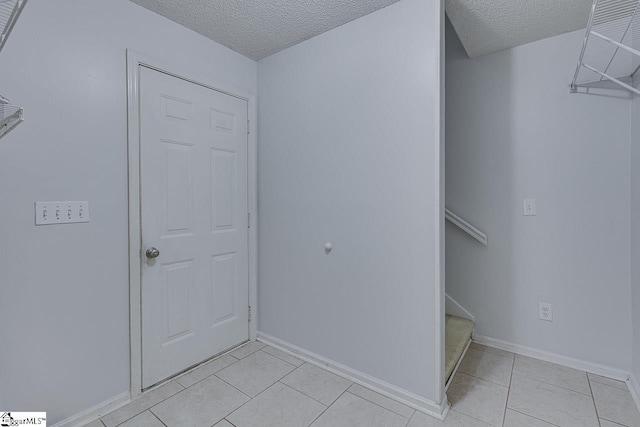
[145,247,160,259]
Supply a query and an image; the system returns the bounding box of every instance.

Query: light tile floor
[85,341,640,427]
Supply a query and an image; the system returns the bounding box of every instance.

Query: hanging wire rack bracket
[0,0,27,140]
[0,94,23,138]
[570,0,640,96]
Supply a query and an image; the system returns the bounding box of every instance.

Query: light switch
[35,201,90,225]
[524,199,536,216]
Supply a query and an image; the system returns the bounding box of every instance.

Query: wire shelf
[0,0,26,53]
[571,0,640,95]
[0,101,23,139]
[0,0,26,140]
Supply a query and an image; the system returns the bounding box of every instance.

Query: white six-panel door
[140,66,249,388]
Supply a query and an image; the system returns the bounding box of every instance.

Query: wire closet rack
[571,0,640,95]
[0,0,27,139]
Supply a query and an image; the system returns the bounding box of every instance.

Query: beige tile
[101,380,183,427]
[458,348,513,386]
[228,382,326,427]
[176,354,237,388]
[507,374,598,427]
[310,392,407,427]
[214,421,234,427]
[348,383,415,418]
[151,375,249,426]
[591,381,640,427]
[229,341,266,359]
[118,411,164,427]
[447,372,508,426]
[469,343,515,360]
[407,410,492,426]
[503,409,556,427]
[216,350,296,397]
[587,373,628,390]
[262,345,304,367]
[282,363,352,405]
[512,355,591,395]
[599,420,627,427]
[82,420,105,427]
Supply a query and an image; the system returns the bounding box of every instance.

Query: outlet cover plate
[539,302,553,321]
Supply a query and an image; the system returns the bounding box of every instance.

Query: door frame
[126,49,258,398]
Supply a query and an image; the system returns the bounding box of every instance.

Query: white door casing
[139,66,249,388]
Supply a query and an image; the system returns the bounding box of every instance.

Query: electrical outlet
[539,302,553,321]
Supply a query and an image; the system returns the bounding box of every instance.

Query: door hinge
[248,212,251,228]
[247,119,250,134]
[248,305,252,322]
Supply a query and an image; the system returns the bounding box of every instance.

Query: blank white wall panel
[257,0,442,401]
[630,35,640,382]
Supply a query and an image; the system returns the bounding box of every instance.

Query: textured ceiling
[445,0,593,58]
[128,0,402,60]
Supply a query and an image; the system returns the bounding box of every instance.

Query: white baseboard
[473,334,629,382]
[51,391,130,427]
[627,374,640,414]
[445,294,474,321]
[257,331,449,420]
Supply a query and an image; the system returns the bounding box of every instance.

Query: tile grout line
[598,416,630,426]
[229,343,265,360]
[449,373,508,427]
[212,349,298,400]
[276,380,333,407]
[404,409,419,427]
[149,409,168,427]
[346,385,415,420]
[500,348,516,427]
[213,373,257,400]
[587,375,603,427]
[105,383,185,427]
[220,368,302,422]
[509,371,593,397]
[507,409,563,427]
[589,378,628,391]
[306,388,351,427]
[176,356,240,389]
[280,359,417,421]
[221,418,238,427]
[280,367,415,421]
[262,347,304,366]
[470,343,516,359]
[343,390,415,421]
[256,348,298,369]
[456,370,511,389]
[278,361,352,407]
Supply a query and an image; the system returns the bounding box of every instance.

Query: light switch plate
[35,201,90,225]
[524,199,537,216]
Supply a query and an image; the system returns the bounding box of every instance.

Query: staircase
[445,314,474,386]
[444,208,483,386]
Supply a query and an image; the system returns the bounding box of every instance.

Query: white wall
[445,20,632,370]
[631,62,640,379]
[0,1,256,423]
[257,0,443,403]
